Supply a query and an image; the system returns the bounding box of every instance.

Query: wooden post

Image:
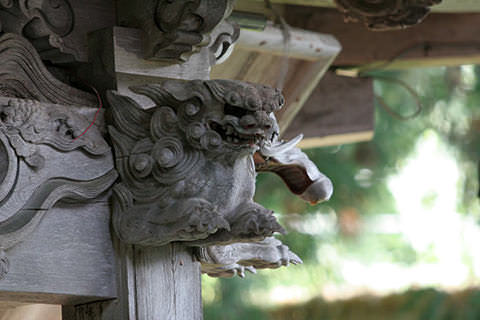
[63,242,202,320]
[134,245,202,320]
[62,3,228,316]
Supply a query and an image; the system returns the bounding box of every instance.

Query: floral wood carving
[117,0,238,62]
[108,79,333,248]
[334,0,442,30]
[0,98,117,279]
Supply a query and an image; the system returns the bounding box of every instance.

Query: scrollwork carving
[334,0,442,30]
[0,97,117,279]
[108,79,333,253]
[0,0,78,63]
[196,237,302,278]
[0,33,96,106]
[117,0,238,63]
[109,79,290,246]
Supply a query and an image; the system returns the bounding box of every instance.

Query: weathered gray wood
[85,27,213,108]
[63,243,202,320]
[134,245,202,320]
[0,198,115,305]
[62,237,134,320]
[67,23,208,320]
[88,27,211,83]
[0,0,115,64]
[116,0,235,62]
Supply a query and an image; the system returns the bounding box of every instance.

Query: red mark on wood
[73,85,102,141]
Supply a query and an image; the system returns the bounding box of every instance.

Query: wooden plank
[134,245,202,320]
[242,0,333,7]
[234,1,286,19]
[285,8,480,68]
[298,131,374,148]
[0,199,116,306]
[212,49,338,131]
[237,24,340,61]
[434,0,480,12]
[112,28,210,80]
[0,304,60,320]
[242,0,480,12]
[276,57,335,131]
[212,26,340,131]
[86,27,212,108]
[282,71,374,148]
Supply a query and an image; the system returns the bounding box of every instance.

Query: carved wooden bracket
[0,33,117,280]
[0,0,335,289]
[0,0,116,63]
[196,237,302,278]
[117,0,238,62]
[108,79,286,246]
[108,79,334,276]
[334,0,442,30]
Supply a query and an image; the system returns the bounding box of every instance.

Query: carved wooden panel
[0,4,338,320]
[107,79,334,278]
[334,0,443,30]
[0,0,116,63]
[0,29,117,305]
[117,0,237,62]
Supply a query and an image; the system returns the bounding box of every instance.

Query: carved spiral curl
[151,106,179,140]
[129,154,154,179]
[152,137,184,169]
[152,137,203,185]
[186,122,206,146]
[125,138,155,182]
[180,101,201,119]
[185,122,222,152]
[200,130,222,151]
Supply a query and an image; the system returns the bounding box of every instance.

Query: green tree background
[203,66,480,320]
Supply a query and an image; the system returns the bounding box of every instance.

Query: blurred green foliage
[271,288,480,320]
[203,66,480,320]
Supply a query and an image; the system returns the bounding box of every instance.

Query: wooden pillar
[62,4,224,318]
[63,242,202,320]
[60,1,235,318]
[134,245,202,320]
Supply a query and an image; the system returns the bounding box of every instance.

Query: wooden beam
[298,131,374,148]
[285,8,480,68]
[63,27,206,320]
[237,24,339,61]
[0,199,116,306]
[242,0,480,12]
[0,304,60,320]
[282,71,374,148]
[212,26,340,131]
